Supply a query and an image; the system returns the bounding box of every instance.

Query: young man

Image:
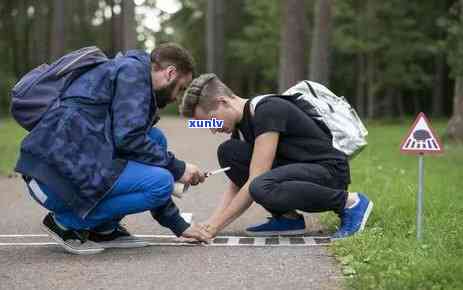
[15,43,208,255]
[180,74,373,239]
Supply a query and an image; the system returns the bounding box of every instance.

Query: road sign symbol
[400,112,443,154]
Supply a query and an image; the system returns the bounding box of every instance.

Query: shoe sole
[41,225,105,255]
[245,229,306,237]
[358,201,374,233]
[96,240,150,249]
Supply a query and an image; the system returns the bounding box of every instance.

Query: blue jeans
[27,128,175,231]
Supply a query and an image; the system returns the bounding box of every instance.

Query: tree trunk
[14,0,31,74]
[29,0,39,67]
[279,0,306,91]
[365,0,376,119]
[432,53,445,117]
[356,52,366,118]
[412,95,421,115]
[121,0,136,51]
[446,0,463,141]
[366,52,376,119]
[309,0,332,85]
[384,87,395,118]
[396,92,405,121]
[432,0,448,117]
[111,0,123,55]
[206,0,225,78]
[7,2,21,77]
[50,0,65,60]
[447,77,463,141]
[77,0,92,46]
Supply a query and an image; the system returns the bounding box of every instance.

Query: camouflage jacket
[15,50,186,219]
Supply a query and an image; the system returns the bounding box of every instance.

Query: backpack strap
[305,80,334,113]
[304,81,319,99]
[56,47,106,76]
[250,93,304,116]
[249,94,273,117]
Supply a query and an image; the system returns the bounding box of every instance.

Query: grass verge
[0,118,27,175]
[323,120,463,290]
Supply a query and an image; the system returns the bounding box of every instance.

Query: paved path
[0,117,343,290]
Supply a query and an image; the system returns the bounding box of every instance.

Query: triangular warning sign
[400,112,444,154]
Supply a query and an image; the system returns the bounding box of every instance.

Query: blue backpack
[10,46,109,131]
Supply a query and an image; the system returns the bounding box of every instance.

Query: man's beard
[154,80,177,109]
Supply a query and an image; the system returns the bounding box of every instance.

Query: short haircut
[180,74,235,118]
[150,42,195,75]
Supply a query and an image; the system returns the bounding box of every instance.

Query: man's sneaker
[246,216,306,236]
[332,192,373,239]
[41,213,104,255]
[88,225,149,249]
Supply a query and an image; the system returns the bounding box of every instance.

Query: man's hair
[150,43,195,75]
[180,74,235,118]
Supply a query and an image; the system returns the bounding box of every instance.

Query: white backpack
[250,80,368,159]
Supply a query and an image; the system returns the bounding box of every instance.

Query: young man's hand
[198,223,219,239]
[179,163,206,186]
[181,222,210,242]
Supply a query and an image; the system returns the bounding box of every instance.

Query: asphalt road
[0,116,343,290]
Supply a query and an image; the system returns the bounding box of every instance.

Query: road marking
[0,234,332,247]
[303,237,315,244]
[0,242,57,246]
[279,237,290,246]
[254,237,266,246]
[226,237,240,246]
[0,234,49,238]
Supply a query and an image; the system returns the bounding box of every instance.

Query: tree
[121,0,136,51]
[228,0,280,95]
[333,0,439,119]
[431,0,450,118]
[111,0,123,55]
[206,0,225,78]
[309,0,332,85]
[50,0,65,60]
[29,0,50,67]
[278,0,306,91]
[446,0,463,141]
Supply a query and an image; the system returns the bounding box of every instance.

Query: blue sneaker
[332,193,373,239]
[246,216,306,236]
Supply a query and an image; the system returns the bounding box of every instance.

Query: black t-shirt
[234,96,350,183]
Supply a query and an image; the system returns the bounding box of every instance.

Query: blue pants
[27,128,174,231]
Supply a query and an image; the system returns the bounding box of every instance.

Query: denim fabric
[27,128,188,233]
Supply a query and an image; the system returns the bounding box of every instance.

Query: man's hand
[181,222,210,242]
[199,223,219,240]
[179,163,206,186]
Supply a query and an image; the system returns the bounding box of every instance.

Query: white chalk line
[0,243,329,247]
[0,234,330,239]
[0,234,181,238]
[0,242,329,247]
[0,234,331,247]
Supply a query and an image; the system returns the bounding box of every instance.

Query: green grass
[0,118,27,175]
[323,120,463,290]
[160,102,181,116]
